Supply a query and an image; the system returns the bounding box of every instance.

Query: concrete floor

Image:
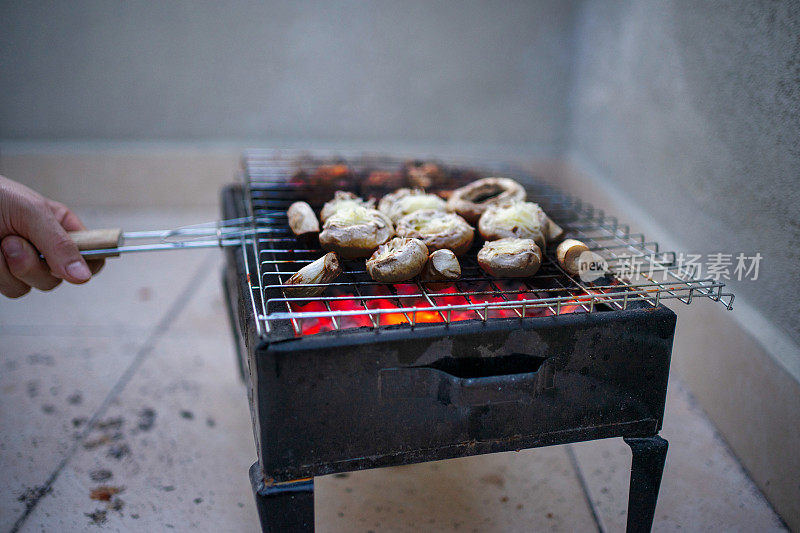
[0,209,787,532]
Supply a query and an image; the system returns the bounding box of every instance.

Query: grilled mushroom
[283,252,342,297]
[361,170,405,193]
[378,188,448,223]
[366,238,429,283]
[447,177,526,224]
[544,216,565,242]
[287,201,320,237]
[320,191,375,223]
[395,210,474,256]
[478,201,547,249]
[404,161,447,189]
[477,238,542,278]
[310,164,353,189]
[556,239,590,276]
[319,205,395,259]
[420,249,461,283]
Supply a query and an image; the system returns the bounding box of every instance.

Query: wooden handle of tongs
[68,228,123,258]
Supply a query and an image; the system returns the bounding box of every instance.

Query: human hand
[0,175,103,297]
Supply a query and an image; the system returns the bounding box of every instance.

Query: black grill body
[221,184,675,532]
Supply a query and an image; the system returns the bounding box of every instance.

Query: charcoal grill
[221,150,733,532]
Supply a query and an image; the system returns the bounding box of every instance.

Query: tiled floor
[0,210,787,532]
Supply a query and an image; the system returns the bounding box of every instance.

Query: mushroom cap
[447,177,526,223]
[283,252,342,297]
[395,209,475,256]
[320,191,375,222]
[319,205,395,258]
[543,216,565,242]
[477,238,542,278]
[478,201,547,248]
[420,249,461,282]
[366,238,429,283]
[378,188,448,223]
[556,239,590,275]
[287,201,320,236]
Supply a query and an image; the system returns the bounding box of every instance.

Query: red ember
[286,277,614,336]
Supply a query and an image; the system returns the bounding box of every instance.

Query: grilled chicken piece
[283,252,342,297]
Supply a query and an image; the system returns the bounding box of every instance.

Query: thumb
[23,211,91,284]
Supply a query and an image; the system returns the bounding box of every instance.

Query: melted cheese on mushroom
[477,237,542,278]
[409,216,457,234]
[490,203,544,233]
[395,210,474,256]
[393,194,446,218]
[320,191,374,222]
[319,204,395,258]
[478,202,548,249]
[379,188,448,222]
[483,238,534,255]
[325,204,386,227]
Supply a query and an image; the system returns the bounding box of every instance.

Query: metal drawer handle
[380,354,555,407]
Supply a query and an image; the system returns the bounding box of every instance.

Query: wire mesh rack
[237,150,734,339]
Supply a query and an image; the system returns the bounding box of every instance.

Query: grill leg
[624,435,668,533]
[222,269,247,382]
[250,462,314,532]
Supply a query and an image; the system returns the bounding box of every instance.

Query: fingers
[0,247,31,298]
[20,203,92,284]
[0,179,101,296]
[47,200,86,232]
[49,199,105,276]
[1,236,63,291]
[88,259,105,275]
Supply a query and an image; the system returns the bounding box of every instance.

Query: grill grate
[239,150,733,338]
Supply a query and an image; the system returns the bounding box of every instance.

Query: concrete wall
[567,0,800,347]
[0,0,576,155]
[565,1,800,527]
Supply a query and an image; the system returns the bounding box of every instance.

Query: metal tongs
[68,216,285,258]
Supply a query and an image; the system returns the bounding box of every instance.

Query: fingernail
[66,260,91,281]
[2,239,23,258]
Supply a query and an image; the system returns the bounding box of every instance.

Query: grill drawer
[251,307,674,482]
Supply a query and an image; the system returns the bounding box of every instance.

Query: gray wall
[2,0,797,343]
[567,0,800,346]
[0,0,576,154]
